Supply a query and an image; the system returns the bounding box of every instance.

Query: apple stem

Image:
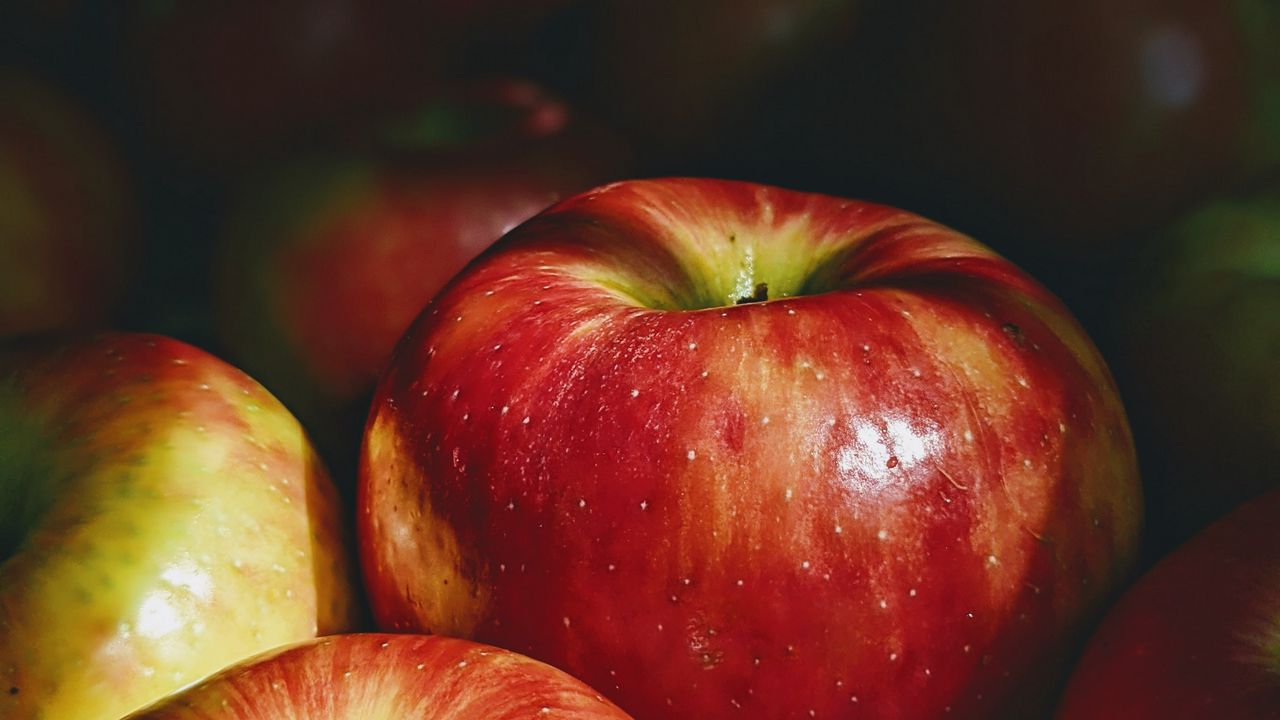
[735,282,769,304]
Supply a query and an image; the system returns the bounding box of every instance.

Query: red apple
[1056,488,1280,717]
[0,68,134,338]
[359,178,1142,718]
[1111,185,1280,551]
[0,333,361,720]
[215,80,626,470]
[125,634,631,719]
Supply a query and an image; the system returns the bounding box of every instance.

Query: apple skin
[1110,186,1280,552]
[1056,488,1280,717]
[216,80,625,469]
[0,333,361,720]
[124,633,631,719]
[0,69,134,339]
[359,178,1143,718]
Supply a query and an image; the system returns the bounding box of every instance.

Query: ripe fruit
[359,178,1142,718]
[0,333,359,720]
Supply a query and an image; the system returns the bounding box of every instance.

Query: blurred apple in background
[125,634,632,719]
[360,178,1142,718]
[1111,184,1279,554]
[785,0,1279,260]
[0,68,135,339]
[215,80,627,482]
[552,0,859,170]
[0,333,360,720]
[1055,488,1280,718]
[122,0,574,172]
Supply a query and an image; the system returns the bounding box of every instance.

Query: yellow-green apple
[1112,185,1280,552]
[216,80,625,477]
[1056,488,1280,718]
[124,634,631,719]
[358,178,1143,718]
[0,333,361,720]
[0,68,134,338]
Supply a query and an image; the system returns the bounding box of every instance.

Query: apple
[1110,185,1280,553]
[1056,488,1280,717]
[359,178,1143,718]
[124,633,631,719]
[789,0,1280,259]
[0,68,135,339]
[122,0,574,170]
[0,333,361,720]
[561,0,859,167]
[215,79,626,478]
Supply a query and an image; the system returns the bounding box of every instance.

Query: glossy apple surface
[0,333,360,720]
[125,634,631,719]
[359,178,1142,718]
[1113,185,1280,551]
[1056,489,1280,717]
[216,80,625,463]
[0,69,134,338]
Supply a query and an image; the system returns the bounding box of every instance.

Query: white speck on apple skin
[877,529,888,541]
[639,500,648,510]
[630,388,639,398]
[963,430,974,442]
[688,342,697,350]
[687,450,696,460]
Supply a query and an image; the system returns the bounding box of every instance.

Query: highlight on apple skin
[124,633,633,719]
[358,178,1143,718]
[0,333,361,720]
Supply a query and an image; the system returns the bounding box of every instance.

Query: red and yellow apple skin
[0,69,134,338]
[125,634,631,719]
[359,179,1142,718]
[0,333,360,720]
[1056,489,1280,718]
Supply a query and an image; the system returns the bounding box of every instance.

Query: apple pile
[2,2,1278,718]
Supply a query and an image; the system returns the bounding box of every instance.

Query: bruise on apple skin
[360,179,1142,719]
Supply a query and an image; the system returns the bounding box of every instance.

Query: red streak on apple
[359,178,1141,718]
